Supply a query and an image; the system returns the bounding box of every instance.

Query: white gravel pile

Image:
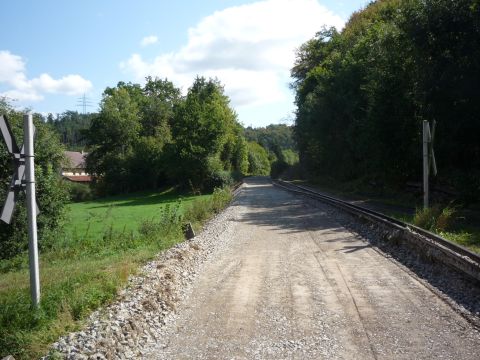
[46,201,239,360]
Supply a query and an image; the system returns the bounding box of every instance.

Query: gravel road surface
[145,177,480,359]
[50,177,479,359]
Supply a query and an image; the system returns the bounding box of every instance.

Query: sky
[0,0,369,127]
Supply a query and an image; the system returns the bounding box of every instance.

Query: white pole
[24,113,40,307]
[423,120,429,209]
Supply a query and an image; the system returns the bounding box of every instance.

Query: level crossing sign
[0,114,39,223]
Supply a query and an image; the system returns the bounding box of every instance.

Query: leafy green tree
[85,76,247,194]
[142,76,181,139]
[168,77,242,190]
[233,136,249,175]
[86,87,141,194]
[247,141,271,176]
[244,124,297,154]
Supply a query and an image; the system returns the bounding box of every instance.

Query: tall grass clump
[139,202,183,242]
[413,205,457,232]
[184,187,232,225]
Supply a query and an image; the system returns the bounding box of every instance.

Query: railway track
[273,179,480,283]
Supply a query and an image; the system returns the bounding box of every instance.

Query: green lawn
[0,187,231,359]
[63,188,210,244]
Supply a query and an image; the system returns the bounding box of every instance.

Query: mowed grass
[0,187,231,359]
[63,188,209,244]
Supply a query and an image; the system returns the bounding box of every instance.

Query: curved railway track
[273,179,480,283]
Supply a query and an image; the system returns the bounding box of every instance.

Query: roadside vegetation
[1,75,244,358]
[0,187,232,359]
[244,124,300,179]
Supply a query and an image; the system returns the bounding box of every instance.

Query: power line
[76,94,94,114]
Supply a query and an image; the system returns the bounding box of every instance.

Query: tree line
[244,124,298,177]
[46,111,93,151]
[0,77,299,259]
[292,0,480,201]
[85,76,248,194]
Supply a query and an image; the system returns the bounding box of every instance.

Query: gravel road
[50,177,480,359]
[143,177,480,359]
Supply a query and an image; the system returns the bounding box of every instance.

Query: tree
[48,111,94,150]
[247,141,270,176]
[168,77,242,190]
[86,86,141,194]
[84,76,248,194]
[142,76,181,138]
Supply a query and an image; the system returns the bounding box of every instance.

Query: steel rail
[273,179,480,282]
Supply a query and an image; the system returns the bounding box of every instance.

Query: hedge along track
[273,179,480,284]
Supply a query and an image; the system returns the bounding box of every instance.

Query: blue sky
[0,0,369,127]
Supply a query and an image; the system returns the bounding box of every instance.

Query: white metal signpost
[0,113,40,307]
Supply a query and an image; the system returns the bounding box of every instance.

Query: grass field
[63,188,210,246]
[0,187,231,359]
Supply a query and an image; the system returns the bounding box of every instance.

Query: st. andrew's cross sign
[0,114,39,223]
[1,113,41,307]
[2,114,25,222]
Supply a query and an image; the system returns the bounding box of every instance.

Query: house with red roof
[62,151,92,183]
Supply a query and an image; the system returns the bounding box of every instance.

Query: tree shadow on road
[233,179,480,324]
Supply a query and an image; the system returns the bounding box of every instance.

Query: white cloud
[30,73,93,95]
[141,35,158,47]
[0,50,93,102]
[120,0,344,109]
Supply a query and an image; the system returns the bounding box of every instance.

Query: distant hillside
[244,124,296,153]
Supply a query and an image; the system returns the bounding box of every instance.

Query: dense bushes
[183,187,233,225]
[292,0,480,200]
[65,182,93,202]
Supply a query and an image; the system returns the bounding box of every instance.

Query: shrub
[138,202,183,240]
[207,170,234,190]
[65,182,93,202]
[184,187,232,224]
[247,142,270,175]
[0,107,68,259]
[413,205,456,232]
